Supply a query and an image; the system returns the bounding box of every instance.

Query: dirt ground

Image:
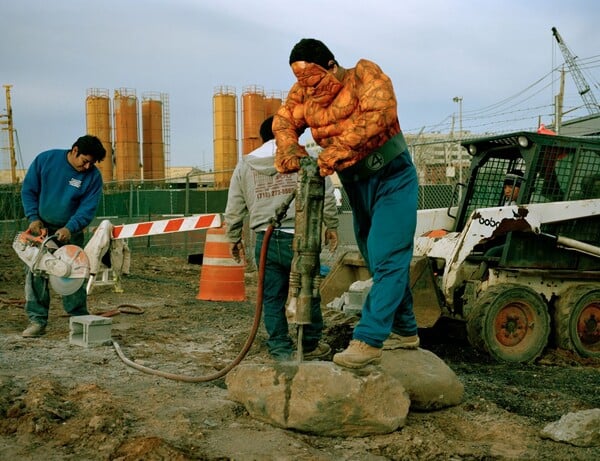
[1,239,599,461]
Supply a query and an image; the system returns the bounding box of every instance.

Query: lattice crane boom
[552,26,600,115]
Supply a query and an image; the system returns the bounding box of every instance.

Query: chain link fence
[1,137,464,253]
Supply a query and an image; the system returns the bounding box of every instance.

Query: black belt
[338,132,408,182]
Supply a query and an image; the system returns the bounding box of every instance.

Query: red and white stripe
[111,214,222,239]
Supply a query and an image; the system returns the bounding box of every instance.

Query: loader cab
[454,131,600,231]
[455,131,600,270]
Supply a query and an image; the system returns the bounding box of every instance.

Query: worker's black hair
[289,38,337,69]
[73,135,106,162]
[259,116,275,143]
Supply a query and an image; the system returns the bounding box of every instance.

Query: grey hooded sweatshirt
[224,139,339,243]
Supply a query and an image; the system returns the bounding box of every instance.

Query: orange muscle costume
[273,59,401,177]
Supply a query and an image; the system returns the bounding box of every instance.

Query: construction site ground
[1,239,599,461]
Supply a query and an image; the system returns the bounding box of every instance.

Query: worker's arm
[224,163,249,261]
[64,171,104,234]
[273,85,310,174]
[21,157,42,226]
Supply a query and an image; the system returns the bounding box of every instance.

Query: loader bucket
[320,251,371,307]
[320,251,442,328]
[411,256,443,328]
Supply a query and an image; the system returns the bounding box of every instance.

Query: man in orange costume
[273,38,420,369]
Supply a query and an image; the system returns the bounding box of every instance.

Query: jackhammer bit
[285,156,325,361]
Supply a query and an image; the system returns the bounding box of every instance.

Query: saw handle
[19,228,48,245]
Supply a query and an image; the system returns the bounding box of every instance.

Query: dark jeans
[255,230,324,358]
[24,229,89,326]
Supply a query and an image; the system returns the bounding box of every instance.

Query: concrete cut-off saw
[13,230,90,295]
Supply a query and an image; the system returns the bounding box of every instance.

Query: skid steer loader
[324,131,600,363]
[412,131,600,362]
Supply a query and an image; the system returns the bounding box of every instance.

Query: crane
[552,26,600,115]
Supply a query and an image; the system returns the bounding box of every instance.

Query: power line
[406,51,600,137]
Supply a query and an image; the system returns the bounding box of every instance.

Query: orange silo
[264,90,282,118]
[113,88,140,181]
[241,85,265,155]
[141,92,165,181]
[85,88,113,183]
[213,86,238,188]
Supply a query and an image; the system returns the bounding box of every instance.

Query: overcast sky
[2,0,600,170]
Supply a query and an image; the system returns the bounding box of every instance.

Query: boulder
[380,348,464,411]
[226,361,410,437]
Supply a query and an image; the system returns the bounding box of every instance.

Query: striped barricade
[111,213,222,239]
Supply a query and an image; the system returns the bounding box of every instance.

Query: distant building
[553,113,600,136]
[165,167,215,188]
[405,132,470,185]
[0,168,25,184]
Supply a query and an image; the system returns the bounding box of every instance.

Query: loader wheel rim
[467,285,550,362]
[494,304,531,347]
[577,302,600,348]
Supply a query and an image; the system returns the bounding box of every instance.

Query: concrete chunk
[69,315,112,347]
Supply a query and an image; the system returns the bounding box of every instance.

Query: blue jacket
[21,149,103,233]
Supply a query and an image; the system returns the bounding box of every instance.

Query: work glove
[55,227,71,243]
[274,154,301,174]
[324,228,339,252]
[229,241,245,263]
[28,220,45,236]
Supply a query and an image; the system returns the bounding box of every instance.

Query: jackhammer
[285,156,326,361]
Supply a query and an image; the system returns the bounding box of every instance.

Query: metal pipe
[556,235,600,258]
[541,232,600,258]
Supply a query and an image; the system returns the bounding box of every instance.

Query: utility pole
[453,96,463,185]
[554,67,565,134]
[1,84,18,184]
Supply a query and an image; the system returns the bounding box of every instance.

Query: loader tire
[555,285,600,358]
[466,284,550,363]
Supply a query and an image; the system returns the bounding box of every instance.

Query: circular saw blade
[49,275,85,296]
[48,245,90,295]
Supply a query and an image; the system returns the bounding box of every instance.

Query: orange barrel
[197,226,246,301]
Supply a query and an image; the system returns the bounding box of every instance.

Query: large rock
[226,361,410,437]
[380,348,464,411]
[540,408,600,447]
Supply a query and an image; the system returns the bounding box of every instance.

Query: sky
[2,0,600,171]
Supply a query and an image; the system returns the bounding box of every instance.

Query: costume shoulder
[355,59,385,78]
[285,82,306,105]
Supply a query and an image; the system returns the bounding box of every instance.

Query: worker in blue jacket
[20,135,106,338]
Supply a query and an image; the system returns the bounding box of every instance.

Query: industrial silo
[85,88,113,182]
[213,86,238,188]
[264,90,282,119]
[141,92,165,181]
[241,85,265,155]
[113,88,140,181]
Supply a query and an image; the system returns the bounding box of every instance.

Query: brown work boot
[382,333,420,350]
[22,322,46,338]
[333,340,382,369]
[297,341,331,361]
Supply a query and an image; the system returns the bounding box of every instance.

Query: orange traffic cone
[197,226,246,301]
